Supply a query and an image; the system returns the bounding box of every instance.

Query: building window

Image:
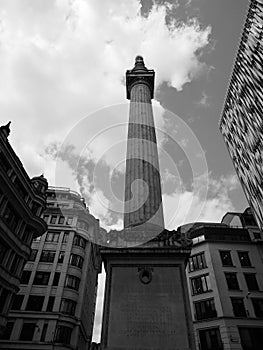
[225,272,240,290]
[0,288,10,313]
[251,298,263,317]
[69,254,84,269]
[73,235,86,248]
[19,322,36,341]
[244,273,259,291]
[1,204,21,232]
[66,216,73,225]
[231,297,247,317]
[194,298,217,320]
[238,251,252,267]
[62,232,69,243]
[60,298,77,316]
[26,295,45,311]
[40,250,56,263]
[10,294,24,310]
[0,240,9,264]
[28,249,38,261]
[65,274,80,291]
[43,215,49,223]
[10,254,21,275]
[33,271,50,285]
[191,274,211,295]
[0,322,14,340]
[45,232,60,242]
[46,296,55,312]
[40,323,48,342]
[199,328,223,350]
[188,252,207,272]
[58,216,65,225]
[219,250,233,266]
[50,215,57,224]
[253,231,261,239]
[239,327,263,350]
[52,272,60,286]
[58,251,65,263]
[54,325,72,344]
[20,270,32,284]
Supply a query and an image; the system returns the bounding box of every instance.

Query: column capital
[126,56,155,100]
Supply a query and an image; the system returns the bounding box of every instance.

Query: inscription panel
[106,265,189,349]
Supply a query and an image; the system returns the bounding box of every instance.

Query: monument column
[124,56,164,229]
[99,57,195,350]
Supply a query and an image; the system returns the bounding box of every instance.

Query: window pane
[19,323,36,341]
[26,295,45,311]
[33,272,50,285]
[225,273,239,290]
[58,216,65,225]
[231,298,247,317]
[252,298,263,317]
[66,217,73,225]
[65,275,80,291]
[194,299,217,320]
[238,251,252,267]
[45,232,59,242]
[0,322,14,340]
[58,252,64,263]
[63,233,69,243]
[54,326,72,344]
[46,296,55,312]
[220,251,233,266]
[52,272,60,286]
[28,249,38,261]
[50,216,57,224]
[244,274,259,290]
[188,252,207,272]
[40,323,48,342]
[20,270,31,284]
[199,328,223,350]
[40,250,56,263]
[10,294,24,310]
[60,298,77,316]
[191,275,211,295]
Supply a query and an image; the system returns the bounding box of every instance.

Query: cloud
[0,0,211,184]
[163,172,240,229]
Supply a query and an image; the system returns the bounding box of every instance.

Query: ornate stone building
[0,186,101,349]
[219,0,263,229]
[0,122,48,335]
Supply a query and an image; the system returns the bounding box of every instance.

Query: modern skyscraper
[99,57,194,350]
[219,0,263,229]
[124,55,164,229]
[0,122,48,335]
[0,187,101,349]
[181,208,263,350]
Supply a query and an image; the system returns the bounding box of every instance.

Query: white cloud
[0,0,211,183]
[163,172,240,229]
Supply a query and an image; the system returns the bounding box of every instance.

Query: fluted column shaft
[124,81,164,228]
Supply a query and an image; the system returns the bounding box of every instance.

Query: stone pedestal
[100,230,195,350]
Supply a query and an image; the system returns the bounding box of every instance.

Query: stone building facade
[0,122,48,335]
[181,208,263,350]
[0,187,101,350]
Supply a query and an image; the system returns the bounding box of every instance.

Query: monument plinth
[100,57,195,350]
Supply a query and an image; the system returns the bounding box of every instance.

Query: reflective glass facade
[220,0,263,229]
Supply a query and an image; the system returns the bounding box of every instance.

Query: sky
[0,0,249,342]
